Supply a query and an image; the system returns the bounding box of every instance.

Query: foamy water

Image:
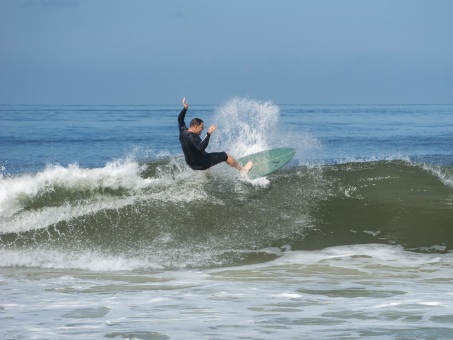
[2,245,453,339]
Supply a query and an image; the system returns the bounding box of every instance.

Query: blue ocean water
[1,99,453,339]
[2,103,452,175]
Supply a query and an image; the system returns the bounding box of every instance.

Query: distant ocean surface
[1,99,453,339]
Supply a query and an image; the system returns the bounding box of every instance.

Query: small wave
[331,153,413,165]
[0,157,212,234]
[0,160,149,215]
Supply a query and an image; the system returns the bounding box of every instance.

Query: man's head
[189,118,204,135]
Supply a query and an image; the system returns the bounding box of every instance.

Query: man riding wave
[178,98,253,173]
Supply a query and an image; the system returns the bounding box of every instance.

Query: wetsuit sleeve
[178,108,187,131]
[194,133,211,151]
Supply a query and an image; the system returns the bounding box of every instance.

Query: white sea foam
[211,244,450,272]
[0,248,157,271]
[2,244,453,339]
[0,157,211,234]
[0,160,146,213]
[419,162,453,188]
[333,153,413,165]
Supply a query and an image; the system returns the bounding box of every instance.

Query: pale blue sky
[1,0,452,104]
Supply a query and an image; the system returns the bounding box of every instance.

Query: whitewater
[1,100,453,339]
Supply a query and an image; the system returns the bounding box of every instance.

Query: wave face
[1,157,452,270]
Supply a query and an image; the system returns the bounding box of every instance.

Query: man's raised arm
[178,97,189,130]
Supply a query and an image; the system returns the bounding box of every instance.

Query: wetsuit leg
[204,152,228,169]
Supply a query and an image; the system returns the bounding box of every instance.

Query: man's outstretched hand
[182,97,189,109]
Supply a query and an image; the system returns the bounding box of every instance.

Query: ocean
[1,99,453,339]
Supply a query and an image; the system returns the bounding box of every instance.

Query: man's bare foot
[242,161,253,174]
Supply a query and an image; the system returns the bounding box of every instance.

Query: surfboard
[237,148,296,179]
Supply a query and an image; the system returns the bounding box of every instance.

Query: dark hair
[190,118,203,127]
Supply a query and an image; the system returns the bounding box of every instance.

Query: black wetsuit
[178,108,227,170]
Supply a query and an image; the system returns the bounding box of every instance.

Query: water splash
[209,98,321,166]
[210,97,280,157]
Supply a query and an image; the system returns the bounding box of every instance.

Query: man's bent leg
[226,154,253,174]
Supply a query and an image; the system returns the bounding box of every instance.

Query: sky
[1,0,452,105]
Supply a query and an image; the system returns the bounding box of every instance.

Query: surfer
[178,98,253,174]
